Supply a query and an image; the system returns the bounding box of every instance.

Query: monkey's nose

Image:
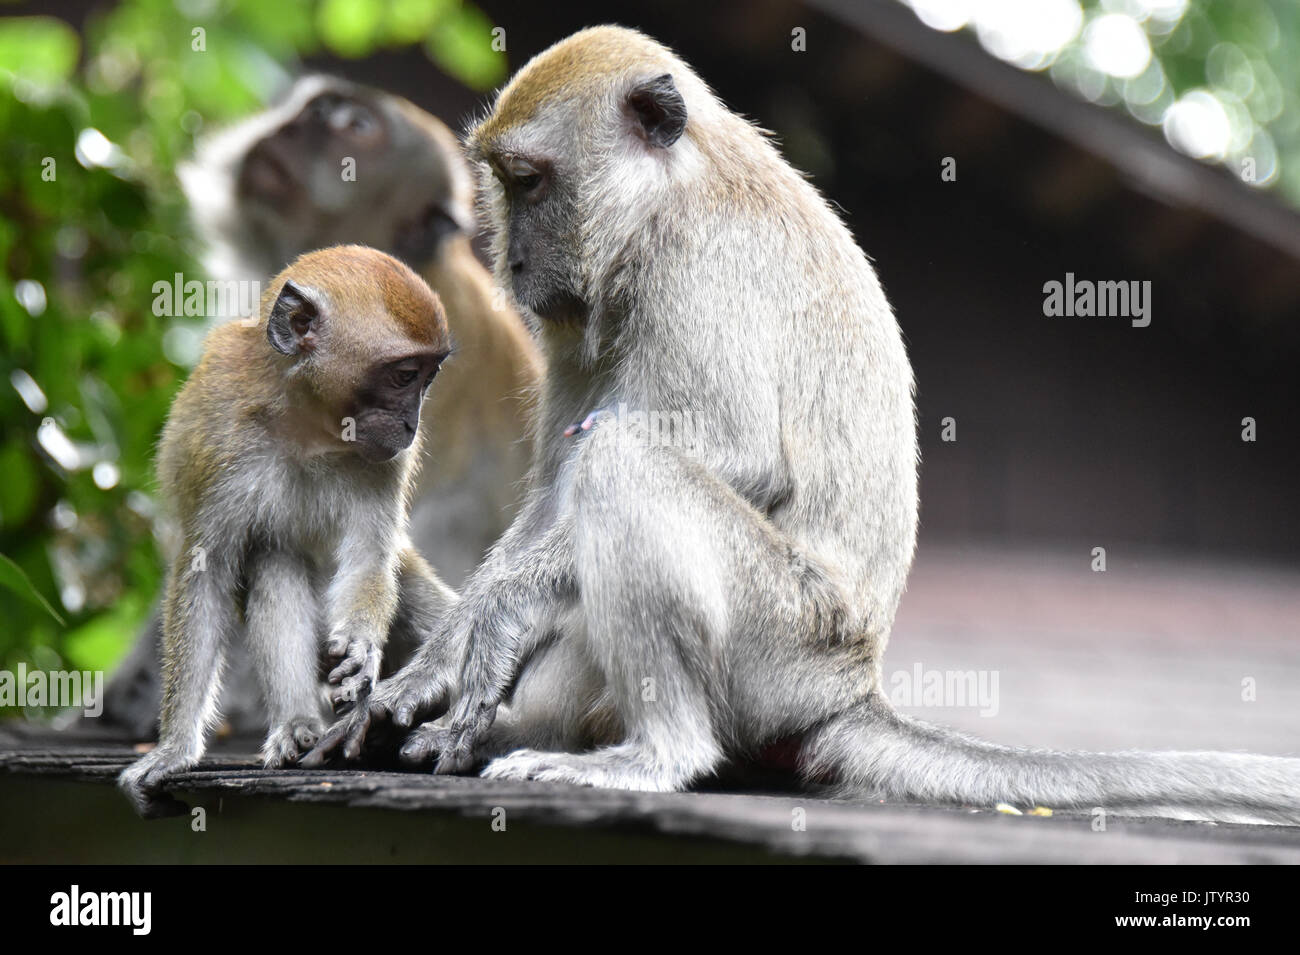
[509,255,525,274]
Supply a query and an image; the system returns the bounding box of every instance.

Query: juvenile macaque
[180,75,541,581]
[118,246,454,814]
[99,77,541,738]
[309,28,1300,826]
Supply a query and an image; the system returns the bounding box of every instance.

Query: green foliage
[0,554,66,626]
[1137,0,1300,203]
[930,0,1300,205]
[0,1,503,715]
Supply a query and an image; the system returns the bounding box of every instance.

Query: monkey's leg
[117,556,239,813]
[244,549,325,767]
[480,425,808,791]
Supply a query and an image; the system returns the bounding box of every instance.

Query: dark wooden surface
[4,724,1300,864]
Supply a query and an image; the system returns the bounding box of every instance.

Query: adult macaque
[99,77,541,738]
[308,28,1300,825]
[118,246,454,815]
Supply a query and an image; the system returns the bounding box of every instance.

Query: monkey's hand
[430,698,499,775]
[117,749,192,819]
[422,589,538,773]
[325,633,383,713]
[301,659,452,766]
[430,622,511,774]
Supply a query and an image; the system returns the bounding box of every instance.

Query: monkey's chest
[239,457,361,558]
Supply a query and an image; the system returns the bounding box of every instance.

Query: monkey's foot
[480,746,681,792]
[263,717,325,767]
[117,749,194,818]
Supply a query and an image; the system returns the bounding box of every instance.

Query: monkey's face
[237,82,465,268]
[470,66,689,329]
[484,152,587,325]
[240,90,388,212]
[345,353,445,462]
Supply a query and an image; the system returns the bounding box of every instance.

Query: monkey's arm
[418,514,577,772]
[304,506,572,765]
[322,522,405,711]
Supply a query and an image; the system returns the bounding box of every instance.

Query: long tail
[801,694,1300,825]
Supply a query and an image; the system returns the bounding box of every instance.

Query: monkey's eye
[391,367,420,388]
[307,94,340,123]
[330,103,382,146]
[503,158,545,197]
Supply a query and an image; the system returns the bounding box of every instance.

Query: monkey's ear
[627,73,687,149]
[267,280,320,355]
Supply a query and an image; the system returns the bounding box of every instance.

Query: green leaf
[387,0,452,45]
[62,591,148,672]
[0,553,66,626]
[318,0,385,59]
[425,4,506,91]
[0,17,81,88]
[0,443,39,528]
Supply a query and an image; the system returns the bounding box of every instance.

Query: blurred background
[1,1,1296,754]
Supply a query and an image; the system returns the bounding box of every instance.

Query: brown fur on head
[472,27,673,144]
[262,245,449,350]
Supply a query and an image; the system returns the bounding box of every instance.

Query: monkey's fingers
[327,653,365,685]
[386,675,446,729]
[119,756,191,818]
[432,730,477,774]
[300,707,372,766]
[329,674,373,713]
[125,786,191,819]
